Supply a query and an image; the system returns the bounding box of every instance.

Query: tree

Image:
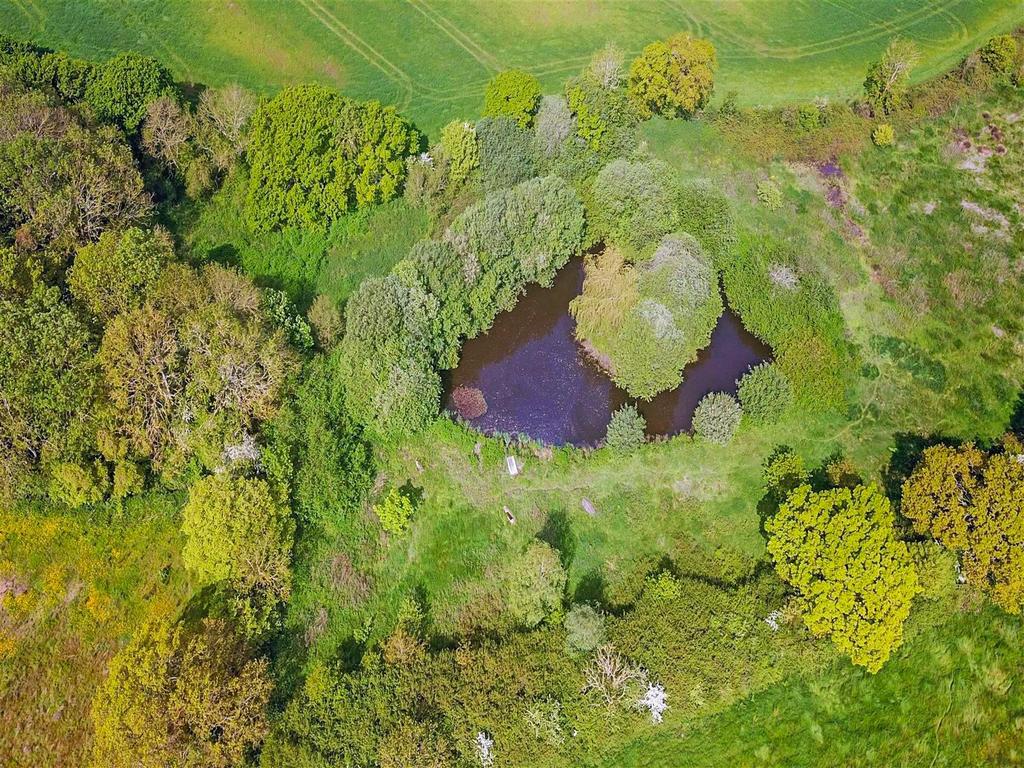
[979,34,1019,74]
[692,392,742,444]
[439,120,478,186]
[475,116,536,191]
[69,227,171,322]
[141,95,196,170]
[589,158,679,250]
[482,69,541,127]
[245,85,419,231]
[90,617,272,768]
[84,52,172,132]
[0,283,98,501]
[605,404,646,452]
[901,439,1024,613]
[375,487,415,535]
[0,91,151,253]
[863,38,920,115]
[766,483,921,672]
[533,94,574,157]
[499,541,567,628]
[737,362,792,424]
[628,33,717,118]
[182,474,294,632]
[307,294,343,349]
[196,83,256,166]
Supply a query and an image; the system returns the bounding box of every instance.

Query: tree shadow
[538,508,576,569]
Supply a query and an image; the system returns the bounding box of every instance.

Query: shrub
[308,294,343,349]
[564,603,607,654]
[439,119,478,186]
[245,85,419,231]
[644,570,682,601]
[605,404,646,452]
[482,69,541,127]
[766,484,921,672]
[737,362,792,424]
[375,488,415,535]
[676,181,737,264]
[476,116,535,191]
[499,541,567,629]
[589,158,679,250]
[979,34,1018,74]
[628,33,717,118]
[863,38,920,115]
[181,474,294,634]
[261,287,314,350]
[692,392,741,444]
[756,179,783,211]
[84,52,172,132]
[872,122,895,147]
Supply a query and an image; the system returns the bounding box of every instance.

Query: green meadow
[1,0,1020,132]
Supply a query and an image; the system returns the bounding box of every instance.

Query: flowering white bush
[475,731,495,768]
[637,683,669,723]
[764,609,782,632]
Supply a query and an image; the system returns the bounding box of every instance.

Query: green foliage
[0,282,98,501]
[90,617,271,768]
[628,33,717,119]
[439,119,478,186]
[475,116,536,191]
[181,474,294,633]
[375,488,415,535]
[533,94,574,157]
[863,38,920,115]
[766,484,921,672]
[565,62,638,157]
[565,603,606,654]
[755,178,783,210]
[643,570,682,601]
[721,235,850,412]
[0,89,151,253]
[307,294,343,350]
[605,404,646,452]
[99,264,298,477]
[245,84,419,232]
[483,69,541,127]
[762,447,810,499]
[498,540,567,629]
[979,34,1018,74]
[261,287,314,350]
[737,362,792,424]
[692,392,742,444]
[675,181,737,264]
[901,438,1024,613]
[871,122,896,147]
[69,227,171,322]
[589,158,679,250]
[84,52,172,132]
[48,459,110,508]
[572,235,722,399]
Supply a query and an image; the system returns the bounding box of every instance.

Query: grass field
[1,0,1021,134]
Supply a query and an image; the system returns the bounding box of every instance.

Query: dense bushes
[573,234,722,399]
[588,158,679,250]
[721,235,850,412]
[476,116,536,191]
[737,362,792,424]
[245,84,419,231]
[692,392,742,444]
[604,404,646,452]
[84,52,172,132]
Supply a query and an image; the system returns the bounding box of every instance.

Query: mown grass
[1,0,1021,134]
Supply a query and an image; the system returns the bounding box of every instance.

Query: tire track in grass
[115,0,194,81]
[296,0,414,108]
[406,0,501,74]
[8,0,43,26]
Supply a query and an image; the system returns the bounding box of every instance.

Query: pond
[443,257,771,446]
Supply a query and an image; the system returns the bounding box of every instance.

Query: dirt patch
[327,553,372,606]
[961,199,1011,240]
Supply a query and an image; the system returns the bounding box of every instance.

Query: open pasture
[1,0,1020,133]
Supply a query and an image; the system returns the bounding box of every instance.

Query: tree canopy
[628,33,717,118]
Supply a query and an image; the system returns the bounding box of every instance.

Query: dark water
[443,257,771,446]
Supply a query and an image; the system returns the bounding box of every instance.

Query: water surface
[443,258,770,445]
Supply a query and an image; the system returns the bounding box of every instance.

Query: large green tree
[482,69,541,127]
[90,617,271,768]
[902,438,1024,613]
[766,483,920,672]
[84,51,173,132]
[628,33,717,119]
[245,84,419,231]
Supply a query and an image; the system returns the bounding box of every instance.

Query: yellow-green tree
[482,69,541,127]
[766,483,920,672]
[628,33,717,119]
[91,617,271,768]
[902,438,1024,613]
